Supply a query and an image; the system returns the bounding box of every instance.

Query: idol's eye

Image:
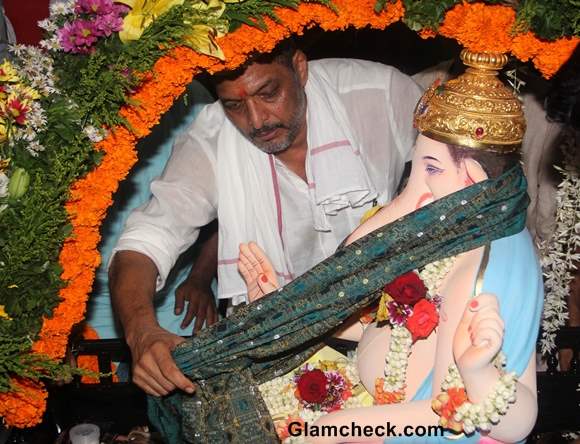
[425,164,444,175]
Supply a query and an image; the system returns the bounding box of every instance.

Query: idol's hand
[238,241,279,302]
[453,293,505,375]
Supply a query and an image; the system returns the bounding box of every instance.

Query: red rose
[384,272,427,306]
[406,299,439,341]
[297,369,328,404]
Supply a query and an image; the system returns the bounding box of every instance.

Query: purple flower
[93,11,124,36]
[57,19,99,53]
[387,301,412,326]
[430,294,443,308]
[75,0,114,15]
[113,3,130,15]
[75,0,129,18]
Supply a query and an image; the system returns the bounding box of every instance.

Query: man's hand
[109,251,198,396]
[127,325,196,397]
[174,277,218,332]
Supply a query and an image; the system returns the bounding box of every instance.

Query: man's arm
[174,222,219,332]
[109,250,195,396]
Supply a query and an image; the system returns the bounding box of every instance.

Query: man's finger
[139,353,178,393]
[159,359,195,394]
[193,298,207,332]
[206,301,218,326]
[134,377,165,397]
[182,294,200,329]
[133,361,174,396]
[174,287,185,315]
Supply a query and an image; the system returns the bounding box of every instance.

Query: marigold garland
[438,2,579,78]
[0,379,48,428]
[439,3,516,53]
[4,0,577,429]
[512,32,579,78]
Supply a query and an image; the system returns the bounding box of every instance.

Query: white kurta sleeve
[111,118,218,291]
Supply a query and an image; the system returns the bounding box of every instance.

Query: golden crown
[413,50,526,153]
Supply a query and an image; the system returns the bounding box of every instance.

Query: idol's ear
[292,49,308,87]
[463,157,488,184]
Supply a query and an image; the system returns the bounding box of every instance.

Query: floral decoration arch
[0,0,578,429]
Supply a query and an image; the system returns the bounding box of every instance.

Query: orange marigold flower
[532,37,579,79]
[511,31,543,62]
[374,378,405,404]
[419,29,437,40]
[0,379,47,428]
[432,387,467,433]
[512,32,579,78]
[439,2,515,53]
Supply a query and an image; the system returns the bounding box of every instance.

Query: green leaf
[397,0,460,31]
[374,0,388,14]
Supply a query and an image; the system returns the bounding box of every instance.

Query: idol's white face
[413,134,472,201]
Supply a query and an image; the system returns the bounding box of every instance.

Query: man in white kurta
[110,49,421,396]
[116,58,421,302]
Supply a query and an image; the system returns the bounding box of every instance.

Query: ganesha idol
[239,50,543,444]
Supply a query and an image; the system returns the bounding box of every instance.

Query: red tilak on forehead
[236,86,248,98]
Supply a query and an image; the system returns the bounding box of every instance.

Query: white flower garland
[381,325,413,393]
[438,353,517,435]
[258,353,368,444]
[379,256,457,398]
[539,128,580,355]
[420,256,458,300]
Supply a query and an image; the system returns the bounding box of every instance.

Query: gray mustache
[250,123,286,139]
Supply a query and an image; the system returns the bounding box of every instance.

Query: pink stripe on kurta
[275,271,293,280]
[268,155,284,246]
[217,257,292,281]
[217,258,238,265]
[310,139,351,156]
[218,156,295,282]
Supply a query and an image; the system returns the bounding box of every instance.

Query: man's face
[215,52,308,154]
